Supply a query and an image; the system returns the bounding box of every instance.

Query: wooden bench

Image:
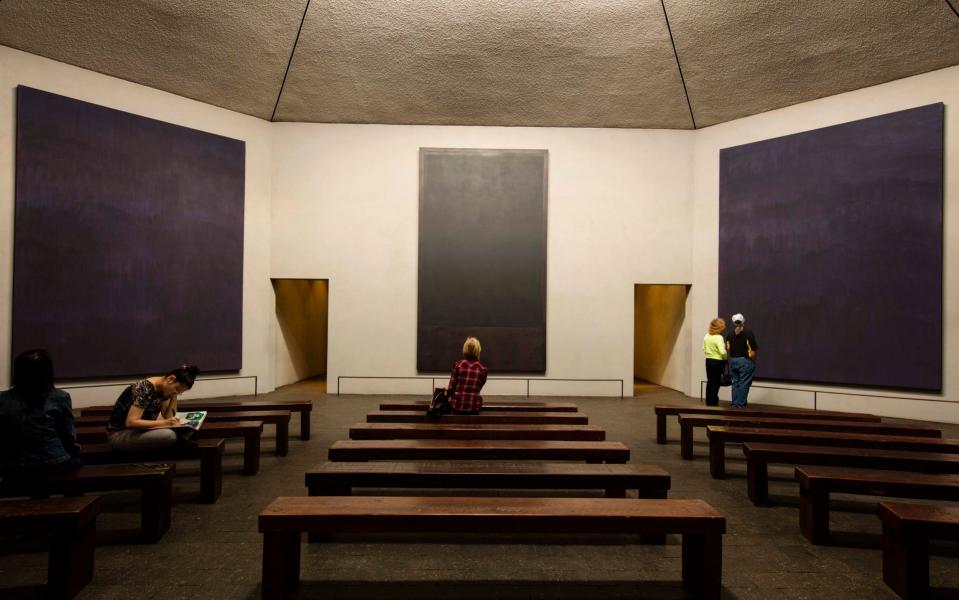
[79,439,225,503]
[743,442,959,506]
[380,401,578,412]
[328,439,630,463]
[367,410,589,425]
[259,496,726,599]
[680,415,939,459]
[708,426,959,478]
[0,463,174,542]
[795,467,959,545]
[0,496,103,599]
[879,501,959,600]
[654,403,880,443]
[82,398,313,440]
[349,422,605,441]
[76,421,264,475]
[77,410,289,457]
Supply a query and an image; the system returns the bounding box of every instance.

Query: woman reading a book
[106,364,199,452]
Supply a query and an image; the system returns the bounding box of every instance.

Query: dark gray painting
[13,86,245,378]
[719,103,943,391]
[418,148,548,372]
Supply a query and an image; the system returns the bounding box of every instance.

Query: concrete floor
[2,381,958,599]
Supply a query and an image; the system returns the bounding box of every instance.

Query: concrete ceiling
[0,1,956,129]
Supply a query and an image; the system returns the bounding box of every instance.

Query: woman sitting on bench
[428,337,488,416]
[0,349,81,484]
[106,364,200,452]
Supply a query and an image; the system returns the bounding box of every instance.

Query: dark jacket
[0,388,80,475]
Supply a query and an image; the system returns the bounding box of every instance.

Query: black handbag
[426,387,451,417]
[720,363,732,387]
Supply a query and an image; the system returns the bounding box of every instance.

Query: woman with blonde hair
[702,318,728,406]
[428,337,488,416]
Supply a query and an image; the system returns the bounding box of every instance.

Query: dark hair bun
[168,364,200,389]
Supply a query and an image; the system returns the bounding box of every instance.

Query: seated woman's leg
[108,428,178,452]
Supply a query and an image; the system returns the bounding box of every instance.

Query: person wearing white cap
[725,313,758,407]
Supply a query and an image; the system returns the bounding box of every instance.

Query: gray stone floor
[2,381,958,599]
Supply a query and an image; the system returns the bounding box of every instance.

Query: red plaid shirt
[448,359,488,412]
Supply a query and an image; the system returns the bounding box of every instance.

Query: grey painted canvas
[719,103,943,391]
[418,148,548,373]
[13,86,245,379]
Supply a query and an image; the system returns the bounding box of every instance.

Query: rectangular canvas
[13,86,245,378]
[719,103,943,390]
[418,148,548,372]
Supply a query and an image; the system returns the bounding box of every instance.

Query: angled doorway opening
[634,284,691,395]
[273,279,328,393]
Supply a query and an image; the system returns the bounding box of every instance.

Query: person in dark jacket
[0,349,80,484]
[725,313,758,407]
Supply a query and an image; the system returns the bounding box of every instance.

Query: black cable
[660,0,697,129]
[271,0,313,121]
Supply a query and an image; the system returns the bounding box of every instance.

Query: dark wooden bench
[83,398,313,440]
[708,426,959,478]
[367,410,589,425]
[654,403,880,443]
[743,442,959,506]
[79,439,225,503]
[879,501,959,600]
[349,422,605,441]
[380,401,578,412]
[0,496,103,599]
[328,439,630,463]
[77,410,289,457]
[795,466,959,545]
[0,463,174,542]
[76,421,264,475]
[259,496,726,599]
[680,415,939,459]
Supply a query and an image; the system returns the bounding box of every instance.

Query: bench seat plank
[259,496,725,599]
[367,411,588,425]
[79,439,225,503]
[349,423,605,441]
[0,463,175,542]
[380,401,578,412]
[328,439,630,463]
[743,442,959,506]
[879,501,959,600]
[795,467,959,545]
[0,496,103,599]
[707,426,959,478]
[681,415,939,459]
[654,403,880,443]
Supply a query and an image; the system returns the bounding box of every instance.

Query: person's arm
[447,362,461,396]
[747,331,758,360]
[126,405,178,429]
[160,394,178,419]
[57,393,81,456]
[476,367,488,391]
[718,337,728,360]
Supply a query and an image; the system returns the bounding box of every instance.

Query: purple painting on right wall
[719,103,944,391]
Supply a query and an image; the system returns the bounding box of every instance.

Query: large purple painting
[719,104,943,391]
[13,86,245,378]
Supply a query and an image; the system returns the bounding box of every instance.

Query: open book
[173,410,207,430]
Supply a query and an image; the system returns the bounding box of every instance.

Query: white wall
[271,124,694,396]
[690,65,959,423]
[0,46,276,407]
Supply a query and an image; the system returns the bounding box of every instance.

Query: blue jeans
[729,357,755,407]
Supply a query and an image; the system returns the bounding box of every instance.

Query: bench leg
[276,422,289,457]
[638,488,668,545]
[709,438,726,479]
[48,517,96,599]
[882,523,928,600]
[141,480,173,543]
[200,454,223,504]
[244,433,261,476]
[746,458,768,507]
[656,413,667,444]
[262,531,301,600]
[799,487,829,545]
[680,422,694,460]
[299,410,311,441]
[682,533,722,600]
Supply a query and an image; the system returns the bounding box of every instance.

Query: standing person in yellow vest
[702,318,728,406]
[725,313,758,407]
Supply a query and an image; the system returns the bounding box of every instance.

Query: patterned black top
[107,379,171,432]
